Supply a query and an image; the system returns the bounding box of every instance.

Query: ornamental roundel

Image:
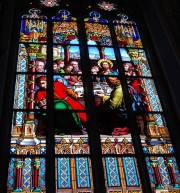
[39,0,60,7]
[97,1,117,11]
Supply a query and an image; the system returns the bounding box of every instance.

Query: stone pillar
[12,161,23,192]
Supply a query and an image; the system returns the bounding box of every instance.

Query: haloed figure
[98,59,118,76]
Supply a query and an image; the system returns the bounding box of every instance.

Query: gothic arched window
[3,1,180,193]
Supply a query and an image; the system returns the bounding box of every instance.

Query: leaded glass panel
[7,158,46,192]
[5,1,180,192]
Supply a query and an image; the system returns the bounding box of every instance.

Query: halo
[97,59,113,68]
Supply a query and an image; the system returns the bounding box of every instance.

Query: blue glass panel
[40,158,46,187]
[145,157,155,185]
[158,157,171,185]
[144,79,162,112]
[23,158,32,188]
[105,157,121,187]
[123,157,139,186]
[76,157,90,188]
[7,158,15,187]
[14,51,26,123]
[171,157,180,184]
[57,158,71,188]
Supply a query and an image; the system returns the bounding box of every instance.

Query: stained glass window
[4,1,180,193]
[7,158,46,192]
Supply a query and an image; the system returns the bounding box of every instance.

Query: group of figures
[33,57,146,136]
[34,59,86,135]
[91,59,146,136]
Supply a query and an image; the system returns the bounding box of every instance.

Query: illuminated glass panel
[103,157,141,192]
[112,14,176,162]
[39,0,60,7]
[120,48,152,77]
[101,138,134,154]
[85,12,112,46]
[55,137,90,154]
[14,74,48,110]
[158,157,171,186]
[39,158,46,187]
[76,157,91,188]
[53,10,77,21]
[57,158,71,188]
[56,157,93,191]
[105,157,121,187]
[122,157,139,186]
[53,45,80,60]
[125,77,162,112]
[97,1,117,11]
[145,157,156,185]
[7,158,15,187]
[10,114,46,154]
[171,157,180,185]
[52,53,83,136]
[52,46,81,77]
[85,11,135,156]
[93,76,131,136]
[11,9,47,156]
[145,156,180,189]
[16,44,47,73]
[8,3,180,193]
[120,44,174,148]
[53,21,78,44]
[85,11,108,23]
[51,10,89,144]
[88,47,116,61]
[113,14,143,48]
[20,8,47,43]
[7,158,46,192]
[85,22,112,46]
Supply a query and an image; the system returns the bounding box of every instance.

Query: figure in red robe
[35,76,87,134]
